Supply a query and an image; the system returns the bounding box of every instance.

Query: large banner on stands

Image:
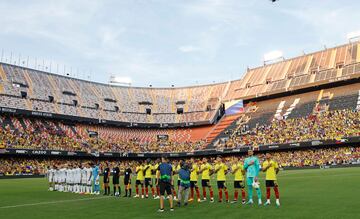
[224,100,244,115]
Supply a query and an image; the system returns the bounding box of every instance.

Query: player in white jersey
[70,167,76,193]
[81,165,87,194]
[47,166,54,191]
[60,166,67,192]
[75,166,82,193]
[54,166,59,191]
[66,166,72,192]
[85,163,93,194]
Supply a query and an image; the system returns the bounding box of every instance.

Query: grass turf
[0,167,360,219]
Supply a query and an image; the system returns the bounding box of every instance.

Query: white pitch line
[0,196,111,209]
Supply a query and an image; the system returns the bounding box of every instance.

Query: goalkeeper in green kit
[244,149,262,205]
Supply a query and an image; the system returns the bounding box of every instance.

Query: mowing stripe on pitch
[0,196,111,209]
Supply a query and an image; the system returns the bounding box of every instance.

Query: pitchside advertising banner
[1,136,359,158]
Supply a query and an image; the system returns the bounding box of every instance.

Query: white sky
[0,0,359,87]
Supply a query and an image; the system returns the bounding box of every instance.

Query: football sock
[190,188,194,199]
[266,187,271,199]
[95,184,100,192]
[195,188,200,199]
[218,189,223,200]
[202,188,206,198]
[256,188,261,199]
[241,189,246,200]
[225,190,229,201]
[210,189,214,199]
[274,186,280,199]
[234,191,239,200]
[156,187,160,196]
[248,185,253,200]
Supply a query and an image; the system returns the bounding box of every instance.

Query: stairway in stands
[205,114,241,145]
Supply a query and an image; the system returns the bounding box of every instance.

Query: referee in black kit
[124,165,132,197]
[113,164,121,197]
[103,163,110,195]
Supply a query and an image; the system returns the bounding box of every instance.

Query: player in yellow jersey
[189,158,201,202]
[262,153,280,206]
[199,157,214,202]
[175,161,181,190]
[134,161,145,198]
[231,158,246,204]
[152,159,160,199]
[171,161,180,200]
[214,156,229,203]
[144,159,155,198]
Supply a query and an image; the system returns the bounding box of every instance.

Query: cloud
[0,0,359,87]
[99,27,127,47]
[279,3,360,46]
[178,45,200,53]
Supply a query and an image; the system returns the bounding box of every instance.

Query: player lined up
[46,150,281,208]
[47,163,94,194]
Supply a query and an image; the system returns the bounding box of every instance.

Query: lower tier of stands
[1,146,359,175]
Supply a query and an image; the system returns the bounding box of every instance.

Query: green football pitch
[1,167,360,219]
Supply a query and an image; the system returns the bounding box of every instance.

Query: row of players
[47,163,95,194]
[47,150,280,207]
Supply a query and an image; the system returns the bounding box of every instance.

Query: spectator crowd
[1,146,359,176]
[0,109,359,154]
[217,109,360,149]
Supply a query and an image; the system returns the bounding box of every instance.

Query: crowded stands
[216,109,360,149]
[0,116,209,153]
[0,106,359,153]
[1,146,359,175]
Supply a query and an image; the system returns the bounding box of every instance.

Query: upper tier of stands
[0,64,228,124]
[0,42,359,125]
[226,42,360,100]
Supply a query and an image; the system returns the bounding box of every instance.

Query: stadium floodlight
[109,76,132,86]
[263,50,284,64]
[347,31,360,42]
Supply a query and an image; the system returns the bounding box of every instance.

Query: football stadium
[1,1,360,219]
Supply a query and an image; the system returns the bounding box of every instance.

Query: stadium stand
[0,42,359,153]
[1,146,359,175]
[211,83,360,149]
[0,115,212,153]
[0,81,359,153]
[0,64,228,125]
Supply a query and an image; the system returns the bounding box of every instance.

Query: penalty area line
[0,196,111,209]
